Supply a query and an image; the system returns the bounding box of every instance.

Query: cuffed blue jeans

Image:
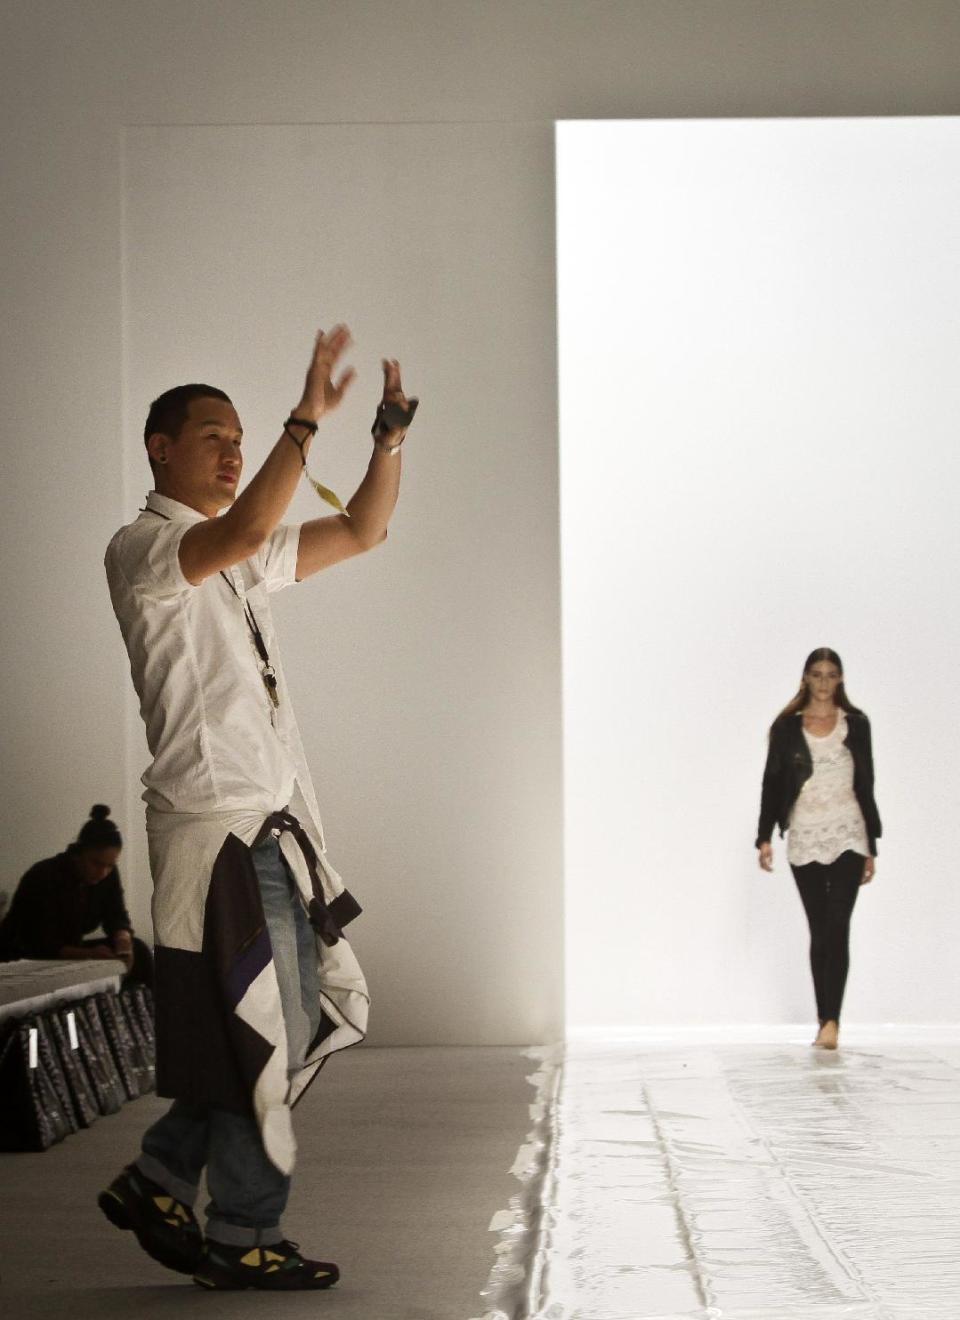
[137,833,322,1246]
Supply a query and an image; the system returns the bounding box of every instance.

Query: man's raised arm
[175,326,355,584]
[294,358,414,580]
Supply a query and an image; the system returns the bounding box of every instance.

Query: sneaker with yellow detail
[193,1240,340,1291]
[97,1164,203,1274]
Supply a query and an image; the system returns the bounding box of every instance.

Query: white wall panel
[122,123,562,1043]
[559,118,960,1029]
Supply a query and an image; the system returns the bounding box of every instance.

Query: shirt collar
[144,490,209,524]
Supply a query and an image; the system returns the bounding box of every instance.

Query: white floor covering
[480,1036,960,1320]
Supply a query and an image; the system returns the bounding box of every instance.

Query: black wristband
[284,414,319,434]
[282,424,308,465]
[283,415,319,464]
[372,397,419,441]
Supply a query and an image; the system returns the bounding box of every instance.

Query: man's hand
[295,325,357,422]
[293,347,413,579]
[758,843,774,872]
[375,358,417,444]
[179,323,358,584]
[861,857,876,885]
[382,356,407,410]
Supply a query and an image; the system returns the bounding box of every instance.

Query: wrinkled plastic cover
[475,1040,960,1320]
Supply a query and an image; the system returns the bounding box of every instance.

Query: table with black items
[0,959,156,1152]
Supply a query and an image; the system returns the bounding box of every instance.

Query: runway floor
[480,1036,960,1320]
[6,1036,960,1319]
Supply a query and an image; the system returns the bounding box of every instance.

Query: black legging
[790,849,864,1024]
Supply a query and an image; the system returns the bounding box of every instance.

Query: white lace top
[787,711,870,867]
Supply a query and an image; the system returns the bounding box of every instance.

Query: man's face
[150,397,244,516]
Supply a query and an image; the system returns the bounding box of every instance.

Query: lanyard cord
[218,570,271,669]
[141,506,279,706]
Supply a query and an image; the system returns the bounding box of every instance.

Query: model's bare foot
[813,1020,839,1050]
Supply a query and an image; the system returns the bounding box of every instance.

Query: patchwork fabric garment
[106,492,369,1174]
[146,796,366,1173]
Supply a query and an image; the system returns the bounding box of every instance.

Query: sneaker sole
[193,1272,250,1291]
[97,1188,201,1276]
[193,1274,338,1291]
[193,1260,339,1292]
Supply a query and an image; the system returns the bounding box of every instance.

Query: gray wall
[3,1,959,1043]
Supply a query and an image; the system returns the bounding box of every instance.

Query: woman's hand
[758,842,774,872]
[861,856,876,885]
[113,929,134,969]
[87,943,119,960]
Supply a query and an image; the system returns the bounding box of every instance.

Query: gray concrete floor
[0,1045,535,1320]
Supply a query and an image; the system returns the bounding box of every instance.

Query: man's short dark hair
[143,383,233,462]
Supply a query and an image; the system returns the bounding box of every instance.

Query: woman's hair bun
[77,804,122,851]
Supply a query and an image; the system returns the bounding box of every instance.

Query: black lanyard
[142,506,280,708]
[217,571,279,707]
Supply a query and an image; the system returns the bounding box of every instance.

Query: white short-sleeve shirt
[105,491,322,828]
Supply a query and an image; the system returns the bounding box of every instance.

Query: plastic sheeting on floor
[477,1039,960,1320]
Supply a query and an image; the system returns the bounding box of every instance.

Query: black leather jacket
[755,709,882,855]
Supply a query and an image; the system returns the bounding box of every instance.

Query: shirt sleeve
[1,864,73,958]
[108,520,195,599]
[253,523,302,593]
[98,871,133,938]
[755,722,784,847]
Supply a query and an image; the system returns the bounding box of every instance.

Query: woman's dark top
[0,848,133,960]
[756,708,882,855]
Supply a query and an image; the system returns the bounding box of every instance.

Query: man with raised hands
[101,326,416,1291]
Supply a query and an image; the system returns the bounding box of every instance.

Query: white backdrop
[5,2,960,1049]
[559,118,960,1031]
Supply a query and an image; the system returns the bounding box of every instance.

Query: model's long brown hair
[775,647,861,725]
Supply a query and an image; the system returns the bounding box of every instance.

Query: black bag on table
[48,1006,100,1128]
[124,984,156,1057]
[75,996,126,1116]
[0,1015,76,1151]
[117,990,155,1096]
[36,1013,79,1135]
[94,991,142,1102]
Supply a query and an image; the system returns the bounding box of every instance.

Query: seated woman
[0,804,153,987]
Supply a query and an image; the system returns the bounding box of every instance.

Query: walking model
[101,326,417,1290]
[755,648,882,1050]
